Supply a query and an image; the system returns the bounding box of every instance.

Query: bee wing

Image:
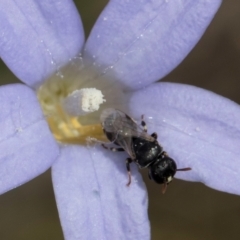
[101,108,155,158]
[115,135,136,159]
[101,108,155,141]
[101,108,136,158]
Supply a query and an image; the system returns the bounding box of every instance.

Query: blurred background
[0,0,240,239]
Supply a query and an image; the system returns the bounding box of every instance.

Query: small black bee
[100,108,191,193]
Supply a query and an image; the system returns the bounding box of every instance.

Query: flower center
[37,56,126,145]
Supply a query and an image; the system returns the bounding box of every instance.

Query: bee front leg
[126,158,133,186]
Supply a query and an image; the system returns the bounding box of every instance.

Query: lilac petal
[0,0,84,87]
[84,0,221,90]
[128,83,240,195]
[0,84,59,194]
[52,145,150,240]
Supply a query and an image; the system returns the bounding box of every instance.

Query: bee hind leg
[141,115,158,140]
[141,115,147,132]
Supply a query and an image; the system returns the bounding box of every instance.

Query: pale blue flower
[2,1,239,240]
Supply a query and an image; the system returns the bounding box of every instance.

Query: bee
[100,108,191,193]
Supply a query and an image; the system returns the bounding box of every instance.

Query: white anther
[62,88,106,116]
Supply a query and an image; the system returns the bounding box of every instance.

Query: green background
[0,0,240,239]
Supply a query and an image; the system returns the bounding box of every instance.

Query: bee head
[148,155,177,185]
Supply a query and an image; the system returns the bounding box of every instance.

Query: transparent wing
[101,108,155,158]
[101,108,155,141]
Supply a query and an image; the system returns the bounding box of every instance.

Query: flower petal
[0,84,59,194]
[129,83,240,195]
[52,145,150,240]
[84,0,221,90]
[0,0,84,87]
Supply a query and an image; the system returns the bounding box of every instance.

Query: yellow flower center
[37,57,125,145]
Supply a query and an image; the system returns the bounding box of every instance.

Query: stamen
[37,56,126,145]
[62,88,106,116]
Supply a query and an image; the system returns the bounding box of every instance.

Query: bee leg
[161,151,168,157]
[141,114,147,132]
[141,114,158,139]
[126,158,133,186]
[151,132,158,139]
[102,144,124,152]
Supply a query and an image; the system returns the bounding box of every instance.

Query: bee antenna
[176,167,192,172]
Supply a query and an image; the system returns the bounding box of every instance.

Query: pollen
[62,88,106,116]
[36,57,123,145]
